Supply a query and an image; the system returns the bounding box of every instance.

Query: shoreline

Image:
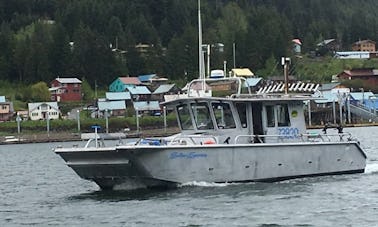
[1,123,377,145]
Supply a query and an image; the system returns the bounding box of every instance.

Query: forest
[1,0,378,90]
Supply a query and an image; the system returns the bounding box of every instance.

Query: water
[1,127,378,226]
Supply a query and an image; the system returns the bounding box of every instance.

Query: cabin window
[212,102,236,129]
[177,104,193,130]
[191,103,214,130]
[235,102,247,128]
[266,105,275,127]
[277,104,290,127]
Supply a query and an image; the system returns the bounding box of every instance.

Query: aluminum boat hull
[55,141,366,190]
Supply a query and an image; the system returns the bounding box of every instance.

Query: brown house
[337,68,378,87]
[0,96,14,121]
[351,40,376,52]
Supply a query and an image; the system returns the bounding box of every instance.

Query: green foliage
[30,81,50,102]
[0,0,378,90]
[81,79,94,101]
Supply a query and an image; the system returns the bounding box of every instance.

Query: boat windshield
[211,102,236,129]
[191,103,214,130]
[177,104,194,130]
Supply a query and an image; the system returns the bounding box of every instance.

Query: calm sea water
[1,127,378,226]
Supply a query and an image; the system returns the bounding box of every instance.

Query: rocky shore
[0,127,181,145]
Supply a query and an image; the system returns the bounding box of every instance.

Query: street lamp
[77,109,80,132]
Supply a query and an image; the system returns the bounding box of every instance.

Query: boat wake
[364,163,378,174]
[179,181,240,188]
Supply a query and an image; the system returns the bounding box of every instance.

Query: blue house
[109,77,141,92]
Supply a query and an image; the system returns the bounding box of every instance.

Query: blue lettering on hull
[169,152,208,159]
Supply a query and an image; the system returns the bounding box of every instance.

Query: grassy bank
[0,114,178,136]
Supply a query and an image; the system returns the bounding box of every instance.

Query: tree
[30,81,50,102]
[81,78,94,101]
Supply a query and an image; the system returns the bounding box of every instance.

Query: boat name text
[169,152,208,159]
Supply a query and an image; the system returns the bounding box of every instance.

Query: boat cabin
[164,94,309,145]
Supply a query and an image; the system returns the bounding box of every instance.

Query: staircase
[349,103,378,122]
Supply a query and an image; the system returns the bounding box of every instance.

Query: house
[152,84,180,101]
[244,77,263,93]
[292,39,302,54]
[230,68,254,77]
[351,40,376,52]
[334,51,370,59]
[337,68,378,87]
[97,100,126,117]
[105,92,132,109]
[105,92,131,101]
[0,96,14,121]
[28,102,60,120]
[126,86,151,101]
[349,92,375,106]
[50,77,82,102]
[133,101,161,116]
[317,39,340,52]
[109,77,141,92]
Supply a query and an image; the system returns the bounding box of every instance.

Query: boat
[53,1,366,190]
[54,78,367,190]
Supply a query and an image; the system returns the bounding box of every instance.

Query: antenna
[198,0,205,91]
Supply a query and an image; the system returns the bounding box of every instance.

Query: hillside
[0,0,378,90]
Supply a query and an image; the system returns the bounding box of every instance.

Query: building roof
[317,39,336,47]
[292,39,302,45]
[339,68,378,77]
[245,78,262,87]
[105,92,131,100]
[231,68,254,77]
[313,90,339,104]
[54,78,82,84]
[153,84,176,94]
[98,100,126,111]
[349,92,375,101]
[353,39,376,45]
[319,82,341,91]
[0,96,5,102]
[126,86,151,95]
[28,102,59,112]
[138,74,157,83]
[119,77,141,85]
[133,101,160,111]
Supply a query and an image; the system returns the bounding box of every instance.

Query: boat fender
[204,140,216,145]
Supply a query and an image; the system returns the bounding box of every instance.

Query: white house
[28,102,60,120]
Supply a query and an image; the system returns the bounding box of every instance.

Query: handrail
[187,77,251,97]
[167,134,218,145]
[234,132,354,144]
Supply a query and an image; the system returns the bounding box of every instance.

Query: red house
[50,77,82,102]
[337,68,378,87]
